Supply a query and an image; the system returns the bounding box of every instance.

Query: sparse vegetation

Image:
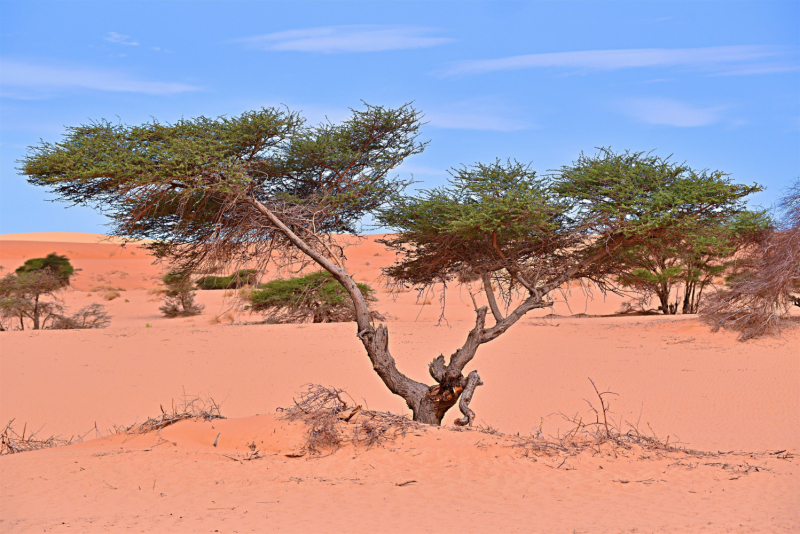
[49,303,111,330]
[159,271,204,317]
[617,210,768,314]
[248,271,384,323]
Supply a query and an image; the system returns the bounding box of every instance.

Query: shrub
[248,271,384,323]
[159,272,204,317]
[195,269,259,290]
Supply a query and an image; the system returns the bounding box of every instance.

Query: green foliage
[552,149,761,237]
[195,269,259,290]
[15,253,74,285]
[0,255,109,330]
[379,150,763,310]
[18,104,425,274]
[378,159,570,287]
[248,271,382,323]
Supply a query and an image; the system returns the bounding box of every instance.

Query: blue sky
[1,0,798,234]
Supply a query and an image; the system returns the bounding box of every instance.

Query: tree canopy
[378,151,762,318]
[21,104,424,275]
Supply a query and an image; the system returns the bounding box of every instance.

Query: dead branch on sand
[279,384,421,455]
[113,394,225,435]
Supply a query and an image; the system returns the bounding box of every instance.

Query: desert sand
[0,233,797,532]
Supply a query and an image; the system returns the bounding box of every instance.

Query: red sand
[1,234,798,532]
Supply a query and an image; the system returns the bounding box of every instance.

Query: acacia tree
[19,110,757,424]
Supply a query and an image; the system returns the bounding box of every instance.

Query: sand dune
[0,234,797,532]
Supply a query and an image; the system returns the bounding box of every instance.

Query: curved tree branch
[481,272,504,323]
[453,370,483,427]
[247,196,428,412]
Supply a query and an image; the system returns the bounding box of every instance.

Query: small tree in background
[160,272,204,317]
[0,254,75,330]
[248,271,383,323]
[617,210,768,315]
[702,179,799,339]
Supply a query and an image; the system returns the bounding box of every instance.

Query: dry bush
[701,180,800,340]
[103,290,120,301]
[0,419,82,455]
[279,384,419,455]
[113,395,224,435]
[50,303,111,329]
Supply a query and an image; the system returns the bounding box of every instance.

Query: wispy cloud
[104,31,139,46]
[442,46,793,76]
[427,110,528,131]
[426,100,530,131]
[239,25,452,53]
[621,98,726,127]
[0,59,200,96]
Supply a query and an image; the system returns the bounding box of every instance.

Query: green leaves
[378,160,571,287]
[553,148,762,237]
[380,149,764,302]
[15,253,74,286]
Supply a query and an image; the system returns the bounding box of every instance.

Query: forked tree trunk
[247,197,562,425]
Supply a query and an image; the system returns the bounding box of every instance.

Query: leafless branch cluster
[279,384,420,455]
[0,419,83,455]
[701,181,800,340]
[113,395,224,435]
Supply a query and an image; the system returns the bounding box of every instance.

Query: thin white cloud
[621,98,725,127]
[240,25,452,53]
[425,99,530,131]
[104,31,139,46]
[427,110,528,131]
[0,59,200,96]
[442,46,791,76]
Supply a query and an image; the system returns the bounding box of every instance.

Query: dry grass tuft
[103,291,121,301]
[1,419,83,455]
